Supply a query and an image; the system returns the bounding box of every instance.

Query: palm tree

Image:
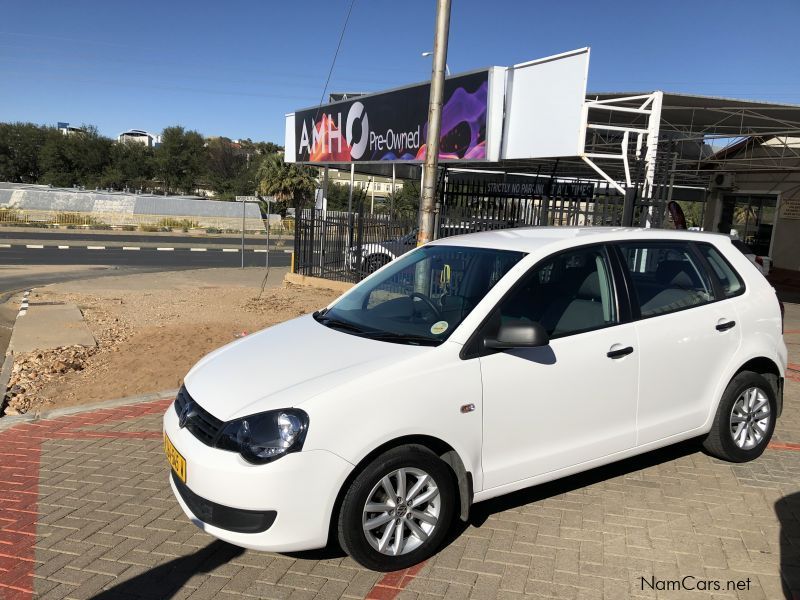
[256,153,317,215]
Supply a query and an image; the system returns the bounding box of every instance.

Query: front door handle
[607,346,634,359]
[716,320,736,332]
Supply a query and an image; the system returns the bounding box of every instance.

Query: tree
[205,137,251,198]
[325,183,351,210]
[256,153,317,215]
[386,181,420,216]
[0,123,50,183]
[155,126,206,194]
[38,125,112,188]
[100,141,156,191]
[238,138,282,155]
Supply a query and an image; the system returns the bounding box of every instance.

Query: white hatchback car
[164,227,787,571]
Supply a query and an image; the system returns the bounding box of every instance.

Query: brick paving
[1,324,799,599]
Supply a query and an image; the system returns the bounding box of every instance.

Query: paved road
[0,309,798,599]
[0,245,291,268]
[0,230,284,246]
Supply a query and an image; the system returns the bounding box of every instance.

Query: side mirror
[484,319,549,350]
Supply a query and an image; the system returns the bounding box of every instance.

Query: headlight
[216,408,309,464]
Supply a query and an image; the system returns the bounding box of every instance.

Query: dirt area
[4,278,340,414]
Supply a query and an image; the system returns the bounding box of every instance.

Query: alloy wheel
[361,467,440,556]
[729,386,771,450]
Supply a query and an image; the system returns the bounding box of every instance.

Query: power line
[314,0,357,119]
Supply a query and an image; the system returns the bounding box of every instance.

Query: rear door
[615,241,742,445]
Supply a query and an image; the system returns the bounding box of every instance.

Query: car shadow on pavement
[775,491,800,599]
[451,438,705,539]
[89,540,244,600]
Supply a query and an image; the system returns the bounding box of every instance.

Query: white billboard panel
[501,48,590,159]
[284,113,296,163]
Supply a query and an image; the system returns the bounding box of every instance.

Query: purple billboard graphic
[293,71,489,163]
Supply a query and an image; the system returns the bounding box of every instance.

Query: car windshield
[315,245,526,345]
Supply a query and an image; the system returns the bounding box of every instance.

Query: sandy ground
[5,268,342,413]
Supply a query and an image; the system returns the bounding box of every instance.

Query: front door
[479,245,638,491]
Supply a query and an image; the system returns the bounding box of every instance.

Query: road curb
[0,387,179,431]
[0,351,13,415]
[0,290,31,414]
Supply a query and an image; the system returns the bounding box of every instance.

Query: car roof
[427,226,733,253]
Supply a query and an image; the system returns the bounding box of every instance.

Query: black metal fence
[294,208,416,283]
[294,173,673,284]
[437,177,626,232]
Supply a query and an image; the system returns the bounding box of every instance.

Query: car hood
[183,314,427,421]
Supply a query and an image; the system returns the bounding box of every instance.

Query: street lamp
[421,51,450,76]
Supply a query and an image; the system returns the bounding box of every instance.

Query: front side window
[495,245,618,339]
[317,245,526,345]
[618,242,714,317]
[697,243,745,298]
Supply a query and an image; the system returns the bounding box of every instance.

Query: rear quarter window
[696,243,746,298]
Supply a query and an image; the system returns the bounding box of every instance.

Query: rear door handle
[607,346,634,359]
[716,320,736,332]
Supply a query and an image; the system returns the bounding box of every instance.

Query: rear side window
[697,244,745,298]
[618,242,714,318]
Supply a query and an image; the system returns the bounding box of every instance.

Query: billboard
[501,48,590,159]
[290,71,490,163]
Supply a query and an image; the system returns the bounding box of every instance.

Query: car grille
[174,386,224,446]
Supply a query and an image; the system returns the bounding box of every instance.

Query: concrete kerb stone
[284,271,354,294]
[0,387,179,431]
[0,350,13,412]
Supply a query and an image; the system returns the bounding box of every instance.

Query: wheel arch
[732,356,784,416]
[327,435,473,545]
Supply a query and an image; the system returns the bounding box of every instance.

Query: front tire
[337,446,456,571]
[703,371,776,462]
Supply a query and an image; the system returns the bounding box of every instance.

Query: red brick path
[0,400,170,600]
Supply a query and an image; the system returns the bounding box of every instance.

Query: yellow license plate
[164,432,187,483]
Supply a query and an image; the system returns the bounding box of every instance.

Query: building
[118,129,159,147]
[57,122,85,136]
[326,168,404,198]
[701,136,800,270]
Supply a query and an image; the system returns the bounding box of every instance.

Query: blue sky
[2,0,798,144]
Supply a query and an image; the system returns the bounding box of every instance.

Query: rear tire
[337,446,455,571]
[703,371,776,462]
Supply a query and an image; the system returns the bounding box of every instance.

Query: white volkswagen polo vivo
[163,227,787,571]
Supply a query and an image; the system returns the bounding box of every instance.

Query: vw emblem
[178,400,195,428]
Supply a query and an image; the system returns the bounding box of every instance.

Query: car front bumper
[163,405,354,553]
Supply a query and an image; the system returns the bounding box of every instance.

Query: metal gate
[436,174,627,234]
[294,206,416,283]
[294,165,678,284]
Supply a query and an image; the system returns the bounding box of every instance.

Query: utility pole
[416,0,451,247]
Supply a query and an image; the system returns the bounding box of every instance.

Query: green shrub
[155,217,199,229]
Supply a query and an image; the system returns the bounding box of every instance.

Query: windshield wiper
[314,314,369,335]
[361,331,440,346]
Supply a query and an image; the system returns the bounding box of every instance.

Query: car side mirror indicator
[484,320,549,350]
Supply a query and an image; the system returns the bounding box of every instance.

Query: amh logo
[297,101,370,161]
[346,102,369,160]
